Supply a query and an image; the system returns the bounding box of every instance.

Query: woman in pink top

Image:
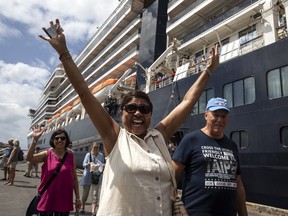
[26,125,81,215]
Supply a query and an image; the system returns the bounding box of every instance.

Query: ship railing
[180,0,259,45]
[239,34,264,56]
[75,0,133,65]
[168,0,206,27]
[151,76,174,90]
[277,25,288,40]
[82,29,140,80]
[149,61,208,91]
[150,33,264,92]
[0,148,6,160]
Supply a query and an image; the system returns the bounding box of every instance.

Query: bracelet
[205,68,212,77]
[59,50,70,60]
[75,199,81,201]
[60,54,72,62]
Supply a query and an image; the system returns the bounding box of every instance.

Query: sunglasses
[123,104,152,114]
[54,136,66,141]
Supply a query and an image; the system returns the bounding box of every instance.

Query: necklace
[53,150,65,159]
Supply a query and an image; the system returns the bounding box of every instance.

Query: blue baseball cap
[206,97,230,112]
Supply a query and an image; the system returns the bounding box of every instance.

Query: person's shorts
[1,156,8,167]
[9,161,17,169]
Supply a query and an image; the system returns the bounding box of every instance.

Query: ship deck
[0,162,286,215]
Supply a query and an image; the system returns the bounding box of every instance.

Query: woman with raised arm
[39,19,219,216]
[26,125,81,215]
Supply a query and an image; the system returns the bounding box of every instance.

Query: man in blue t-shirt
[172,98,248,216]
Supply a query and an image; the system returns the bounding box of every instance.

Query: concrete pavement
[0,162,90,216]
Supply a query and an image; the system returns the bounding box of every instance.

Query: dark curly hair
[120,90,153,114]
[49,128,71,148]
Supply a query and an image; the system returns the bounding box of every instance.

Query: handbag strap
[90,152,95,163]
[39,151,68,196]
[153,136,178,199]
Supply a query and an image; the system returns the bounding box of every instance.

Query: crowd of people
[0,133,105,216]
[0,138,23,186]
[0,18,249,216]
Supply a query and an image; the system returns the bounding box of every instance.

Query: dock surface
[0,162,287,215]
[0,162,90,215]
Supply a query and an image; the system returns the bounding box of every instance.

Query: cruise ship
[28,0,288,210]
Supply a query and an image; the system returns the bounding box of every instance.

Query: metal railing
[149,34,266,92]
[0,148,5,159]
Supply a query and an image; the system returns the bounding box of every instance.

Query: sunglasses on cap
[123,104,152,114]
[54,136,66,141]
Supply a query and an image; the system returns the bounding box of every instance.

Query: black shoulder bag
[26,152,68,216]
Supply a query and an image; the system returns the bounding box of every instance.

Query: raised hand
[206,44,219,74]
[39,19,68,55]
[32,124,45,139]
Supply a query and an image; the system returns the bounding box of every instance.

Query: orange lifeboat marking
[52,113,61,119]
[73,98,80,106]
[60,105,73,114]
[91,79,118,94]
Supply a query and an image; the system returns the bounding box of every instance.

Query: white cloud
[0,0,119,44]
[0,20,22,43]
[0,0,119,149]
[0,60,50,148]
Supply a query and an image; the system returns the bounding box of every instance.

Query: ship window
[218,37,229,53]
[195,50,204,62]
[267,65,288,99]
[223,77,255,107]
[221,37,229,46]
[224,83,233,108]
[280,126,288,147]
[192,88,214,115]
[234,80,244,106]
[239,25,257,47]
[231,130,248,149]
[244,77,256,104]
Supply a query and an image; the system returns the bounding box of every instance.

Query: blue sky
[0,0,119,149]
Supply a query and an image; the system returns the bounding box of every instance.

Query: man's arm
[82,153,90,169]
[156,45,219,143]
[0,142,9,148]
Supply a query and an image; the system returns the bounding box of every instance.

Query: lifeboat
[70,97,81,112]
[73,98,80,106]
[60,105,73,114]
[91,79,118,103]
[52,113,61,119]
[47,118,52,123]
[55,106,72,127]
